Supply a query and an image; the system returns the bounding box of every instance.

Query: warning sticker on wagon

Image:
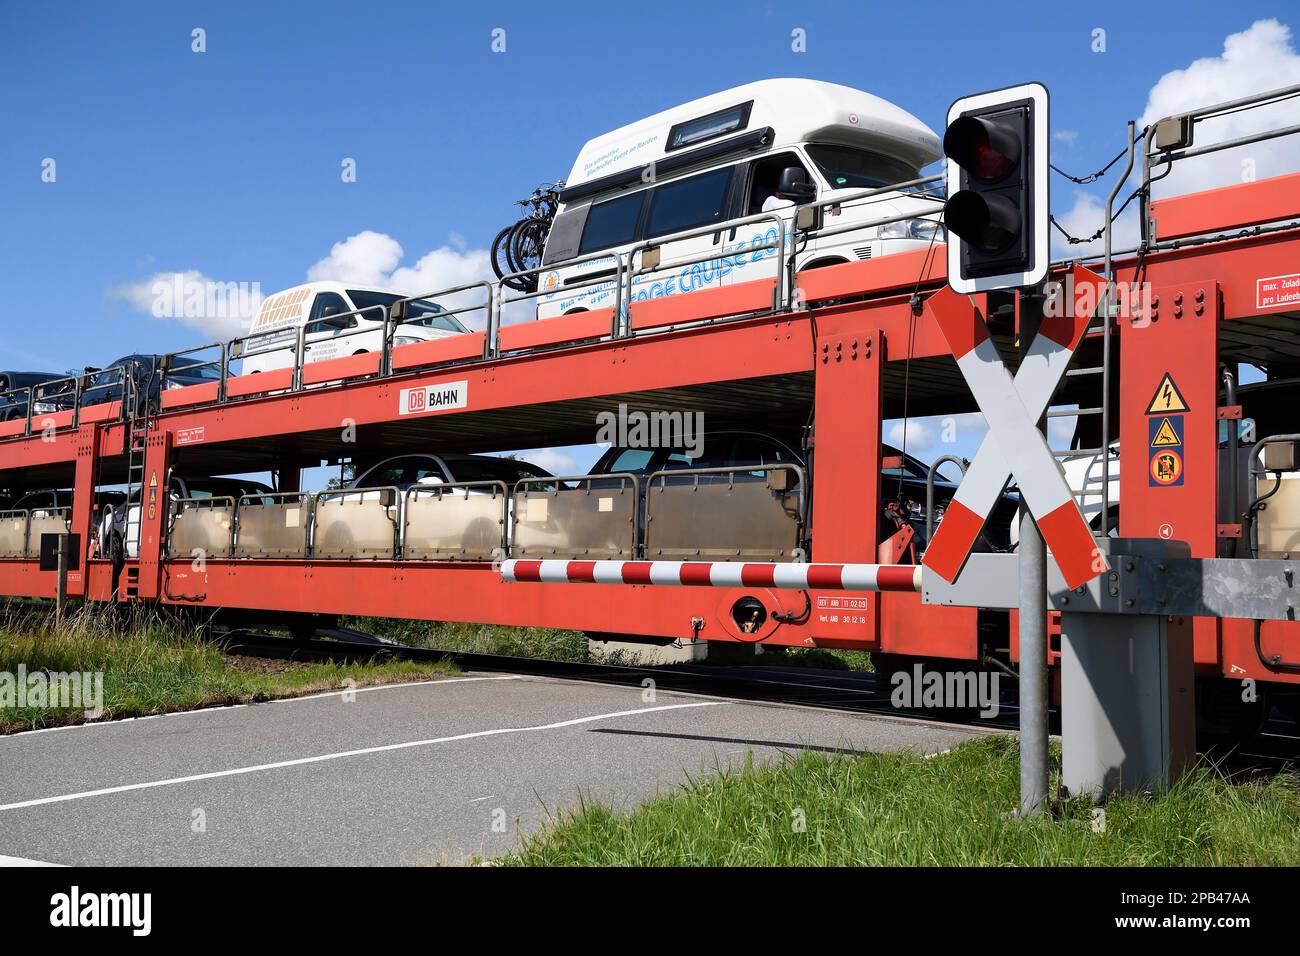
[1257,272,1300,311]
[398,380,468,417]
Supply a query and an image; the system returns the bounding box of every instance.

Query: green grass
[503,736,1300,866]
[344,617,874,670]
[346,616,590,661]
[740,646,874,671]
[0,607,458,734]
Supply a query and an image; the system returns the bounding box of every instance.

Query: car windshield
[806,145,921,191]
[183,479,272,501]
[449,457,553,485]
[169,357,222,384]
[347,290,469,334]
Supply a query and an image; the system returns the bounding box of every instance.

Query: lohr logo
[398,380,469,417]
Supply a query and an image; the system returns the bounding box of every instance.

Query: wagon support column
[68,423,101,599]
[136,430,173,601]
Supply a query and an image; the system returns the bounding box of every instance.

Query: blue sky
[2,1,1297,476]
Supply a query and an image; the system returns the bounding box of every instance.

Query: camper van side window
[645,168,732,239]
[578,192,645,256]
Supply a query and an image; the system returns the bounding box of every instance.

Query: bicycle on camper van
[492,182,564,293]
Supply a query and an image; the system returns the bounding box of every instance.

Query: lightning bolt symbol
[1162,382,1172,407]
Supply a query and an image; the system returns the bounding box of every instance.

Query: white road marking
[0,701,727,812]
[0,853,63,866]
[269,675,521,704]
[0,675,520,741]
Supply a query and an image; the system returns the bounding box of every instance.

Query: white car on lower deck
[239,282,467,374]
[535,78,945,319]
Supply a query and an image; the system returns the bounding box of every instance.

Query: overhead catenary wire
[1049,126,1146,185]
[1048,184,1144,246]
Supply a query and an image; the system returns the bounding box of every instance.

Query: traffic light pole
[1017,286,1050,818]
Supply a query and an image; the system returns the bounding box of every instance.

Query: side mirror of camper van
[778,167,816,201]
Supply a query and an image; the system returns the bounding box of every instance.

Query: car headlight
[880,218,945,242]
[33,401,57,414]
[393,336,422,348]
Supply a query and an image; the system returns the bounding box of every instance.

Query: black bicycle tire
[490,224,515,281]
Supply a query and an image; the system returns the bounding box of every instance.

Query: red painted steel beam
[1150,171,1300,242]
[142,313,814,449]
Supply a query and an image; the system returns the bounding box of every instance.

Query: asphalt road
[0,673,986,865]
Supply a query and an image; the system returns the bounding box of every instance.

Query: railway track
[215,628,1300,773]
[217,628,964,719]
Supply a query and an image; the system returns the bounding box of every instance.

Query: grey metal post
[1018,287,1049,818]
[55,533,69,624]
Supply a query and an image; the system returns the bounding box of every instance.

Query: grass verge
[503,736,1300,866]
[347,616,589,661]
[0,607,458,734]
[344,617,873,670]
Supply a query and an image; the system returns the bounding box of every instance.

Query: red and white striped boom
[500,559,922,592]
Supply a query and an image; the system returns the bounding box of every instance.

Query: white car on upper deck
[535,78,944,319]
[239,281,467,374]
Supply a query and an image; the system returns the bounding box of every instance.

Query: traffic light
[943,83,1049,294]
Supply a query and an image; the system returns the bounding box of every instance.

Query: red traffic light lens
[944,115,1022,182]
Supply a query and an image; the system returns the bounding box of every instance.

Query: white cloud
[106,269,262,339]
[1138,18,1300,197]
[1053,129,1080,147]
[305,230,404,287]
[515,447,579,475]
[1050,189,1142,258]
[1051,19,1300,255]
[886,419,934,449]
[307,231,501,328]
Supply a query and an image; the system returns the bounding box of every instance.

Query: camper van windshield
[806,145,920,191]
[346,290,469,333]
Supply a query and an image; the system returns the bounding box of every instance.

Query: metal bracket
[922,537,1300,622]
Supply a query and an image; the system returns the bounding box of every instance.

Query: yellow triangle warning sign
[1151,417,1181,447]
[1146,373,1189,414]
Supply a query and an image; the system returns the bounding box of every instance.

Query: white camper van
[536,79,944,318]
[240,281,467,374]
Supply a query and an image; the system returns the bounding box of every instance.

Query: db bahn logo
[398,380,469,417]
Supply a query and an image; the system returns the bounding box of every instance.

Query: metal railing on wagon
[130,169,956,419]
[643,463,806,562]
[0,508,72,559]
[0,364,139,439]
[511,473,640,560]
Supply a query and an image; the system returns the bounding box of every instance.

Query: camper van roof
[565,78,941,192]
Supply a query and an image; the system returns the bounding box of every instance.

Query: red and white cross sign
[922,265,1108,590]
